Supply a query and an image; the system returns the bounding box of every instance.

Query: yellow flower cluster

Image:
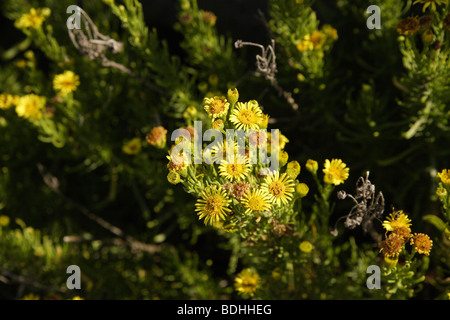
[169,88,310,227]
[14,8,51,30]
[297,25,338,53]
[379,210,432,265]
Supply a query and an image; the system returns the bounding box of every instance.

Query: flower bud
[227,88,239,105]
[296,183,309,198]
[305,159,318,174]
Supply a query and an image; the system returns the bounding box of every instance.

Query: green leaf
[422,215,447,232]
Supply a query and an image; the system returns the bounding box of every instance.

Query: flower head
[15,94,46,120]
[437,169,450,186]
[218,155,251,181]
[229,101,263,131]
[146,126,167,148]
[14,8,50,30]
[0,94,20,110]
[322,159,349,186]
[397,17,420,35]
[299,241,313,253]
[382,210,412,232]
[241,189,272,214]
[195,185,231,226]
[53,71,80,96]
[234,268,261,298]
[227,181,250,200]
[410,233,433,255]
[261,172,295,206]
[122,137,141,155]
[379,233,405,258]
[203,96,229,119]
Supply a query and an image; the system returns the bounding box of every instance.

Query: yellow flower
[14,8,50,30]
[146,126,167,148]
[322,24,338,40]
[261,172,295,206]
[53,71,80,96]
[195,185,231,226]
[122,137,142,155]
[437,169,450,186]
[260,113,270,129]
[71,296,84,300]
[218,155,251,181]
[15,94,46,120]
[310,30,327,50]
[299,240,313,253]
[379,233,405,258]
[234,268,260,298]
[229,101,263,131]
[0,215,10,227]
[0,94,20,110]
[166,151,189,173]
[297,35,314,52]
[241,189,272,214]
[305,159,318,174]
[382,210,412,232]
[410,233,433,256]
[204,96,229,119]
[322,159,349,186]
[413,0,447,12]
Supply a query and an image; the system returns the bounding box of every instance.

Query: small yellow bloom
[146,126,167,148]
[436,187,447,198]
[261,172,295,206]
[234,268,260,298]
[297,35,314,52]
[53,71,80,96]
[382,210,412,232]
[122,137,142,155]
[410,233,433,256]
[71,296,84,300]
[218,155,251,182]
[299,240,313,253]
[204,96,229,120]
[15,94,46,120]
[437,169,450,186]
[0,94,20,110]
[229,101,263,131]
[14,8,50,30]
[241,188,272,214]
[322,24,338,40]
[0,215,10,227]
[195,185,231,226]
[322,159,349,186]
[310,30,327,50]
